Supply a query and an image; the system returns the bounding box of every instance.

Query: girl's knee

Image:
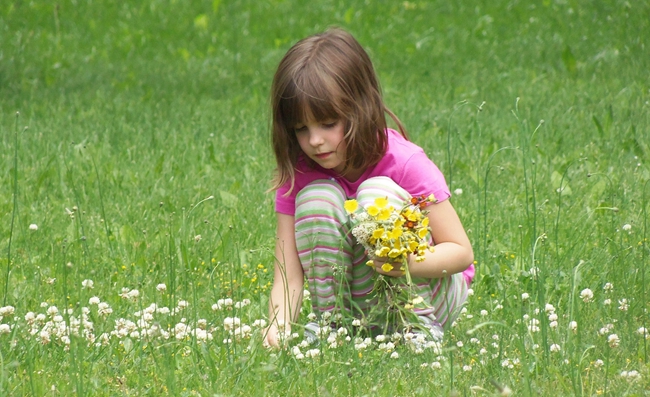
[356,176,410,206]
[295,179,346,217]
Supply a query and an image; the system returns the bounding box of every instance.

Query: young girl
[265,28,474,348]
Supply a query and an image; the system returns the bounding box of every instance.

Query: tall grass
[1,0,649,395]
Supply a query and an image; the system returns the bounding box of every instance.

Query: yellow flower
[381,263,394,272]
[367,205,379,217]
[344,199,358,214]
[372,228,385,239]
[376,247,390,257]
[388,248,401,258]
[418,228,429,239]
[421,217,429,227]
[375,197,389,208]
[394,217,405,228]
[366,260,374,267]
[389,227,403,239]
[408,240,419,252]
[377,208,391,221]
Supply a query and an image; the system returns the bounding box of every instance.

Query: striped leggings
[295,176,472,328]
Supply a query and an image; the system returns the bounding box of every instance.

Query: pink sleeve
[275,183,296,215]
[397,151,451,202]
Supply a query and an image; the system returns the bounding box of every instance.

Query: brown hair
[270,27,407,192]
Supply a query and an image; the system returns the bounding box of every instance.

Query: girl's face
[294,118,347,174]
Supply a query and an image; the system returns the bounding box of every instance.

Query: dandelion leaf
[219,190,238,209]
[562,45,577,75]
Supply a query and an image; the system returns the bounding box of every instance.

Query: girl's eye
[322,121,338,129]
[294,125,307,133]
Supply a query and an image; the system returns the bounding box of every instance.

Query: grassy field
[1,0,649,395]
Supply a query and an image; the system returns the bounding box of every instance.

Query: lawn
[1,0,649,395]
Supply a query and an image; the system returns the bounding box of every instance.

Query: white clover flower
[480,309,488,317]
[234,299,251,309]
[569,321,578,332]
[521,292,530,301]
[194,234,202,242]
[548,313,558,322]
[375,334,386,343]
[88,296,100,305]
[156,283,167,292]
[390,352,399,359]
[620,370,641,381]
[97,302,112,317]
[0,306,15,317]
[467,288,474,296]
[177,300,188,309]
[580,288,594,303]
[549,321,558,329]
[305,349,320,358]
[637,327,649,339]
[462,365,472,372]
[0,324,11,334]
[29,223,38,231]
[223,317,241,331]
[545,304,555,313]
[454,188,463,196]
[81,279,94,289]
[550,344,561,352]
[622,224,632,231]
[603,298,612,306]
[593,359,604,368]
[431,361,441,369]
[252,319,267,329]
[479,348,488,355]
[608,334,620,348]
[45,278,56,285]
[456,341,464,348]
[603,283,613,292]
[618,299,629,311]
[39,330,51,344]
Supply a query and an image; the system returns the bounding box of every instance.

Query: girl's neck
[341,166,366,183]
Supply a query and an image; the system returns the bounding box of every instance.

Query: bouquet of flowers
[343,194,437,333]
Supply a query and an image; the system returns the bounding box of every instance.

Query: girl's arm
[375,199,473,278]
[266,213,305,347]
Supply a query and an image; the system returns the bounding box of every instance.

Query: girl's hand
[263,324,280,348]
[372,257,406,278]
[263,323,291,349]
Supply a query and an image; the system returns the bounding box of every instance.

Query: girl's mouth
[315,152,332,159]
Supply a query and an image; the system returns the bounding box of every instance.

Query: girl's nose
[309,129,324,146]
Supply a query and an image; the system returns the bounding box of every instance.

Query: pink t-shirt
[275,128,451,215]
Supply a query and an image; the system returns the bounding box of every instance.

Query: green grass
[1,0,649,395]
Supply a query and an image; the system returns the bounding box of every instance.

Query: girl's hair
[270,27,407,192]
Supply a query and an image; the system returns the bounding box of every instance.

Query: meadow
[1,0,649,395]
